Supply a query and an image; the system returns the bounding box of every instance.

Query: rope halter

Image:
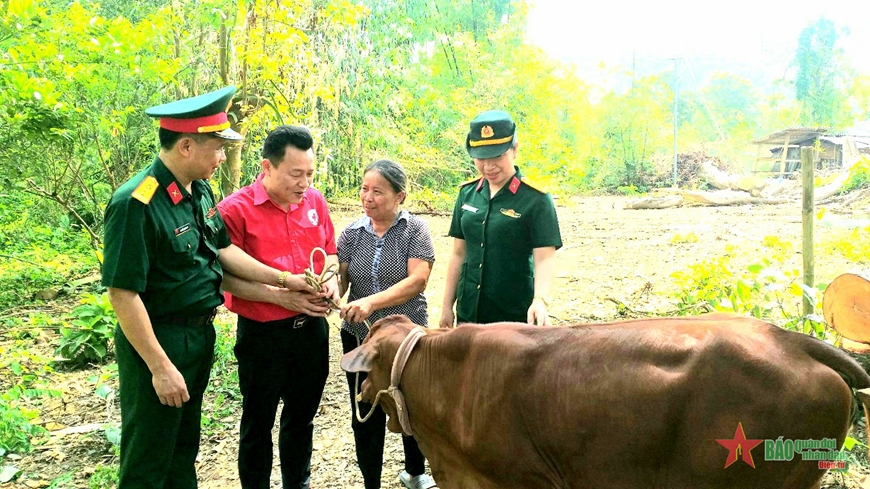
[354,326,428,436]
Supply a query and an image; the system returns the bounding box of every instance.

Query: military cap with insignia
[466,110,517,159]
[145,86,243,141]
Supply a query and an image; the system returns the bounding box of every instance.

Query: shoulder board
[459,176,482,187]
[131,176,159,204]
[521,176,549,194]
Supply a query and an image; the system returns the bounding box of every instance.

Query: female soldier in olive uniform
[102,87,315,489]
[440,110,562,327]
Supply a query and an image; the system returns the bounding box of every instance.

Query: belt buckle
[292,315,307,329]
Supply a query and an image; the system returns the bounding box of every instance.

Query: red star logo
[717,422,763,468]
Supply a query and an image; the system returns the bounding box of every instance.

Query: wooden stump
[823,273,870,343]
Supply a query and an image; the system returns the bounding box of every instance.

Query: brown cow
[340,314,870,489]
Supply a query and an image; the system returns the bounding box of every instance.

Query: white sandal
[398,470,438,489]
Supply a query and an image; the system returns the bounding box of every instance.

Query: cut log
[823,273,870,343]
[681,190,790,206]
[700,160,771,196]
[623,195,683,210]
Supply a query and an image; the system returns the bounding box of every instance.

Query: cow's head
[340,314,417,433]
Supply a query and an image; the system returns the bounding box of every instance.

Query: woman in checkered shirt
[337,159,438,489]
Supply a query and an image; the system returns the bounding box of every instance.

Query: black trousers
[235,315,329,489]
[115,321,215,489]
[341,329,425,489]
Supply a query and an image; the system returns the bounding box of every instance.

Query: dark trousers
[341,329,425,489]
[235,315,329,489]
[116,322,215,489]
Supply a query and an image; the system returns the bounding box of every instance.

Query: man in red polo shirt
[219,125,339,489]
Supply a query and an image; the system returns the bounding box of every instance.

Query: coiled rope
[303,247,340,312]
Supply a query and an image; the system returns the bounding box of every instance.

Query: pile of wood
[625,155,867,210]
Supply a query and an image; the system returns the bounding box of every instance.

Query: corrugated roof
[752,127,828,145]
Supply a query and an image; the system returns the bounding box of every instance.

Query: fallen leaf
[0,466,21,483]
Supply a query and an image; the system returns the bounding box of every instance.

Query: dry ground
[3,195,870,489]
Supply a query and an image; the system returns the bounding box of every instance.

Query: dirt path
[5,195,866,489]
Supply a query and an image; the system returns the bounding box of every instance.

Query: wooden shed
[751,127,827,175]
[753,124,870,175]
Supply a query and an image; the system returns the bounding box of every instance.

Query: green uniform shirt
[448,166,562,323]
[101,157,231,318]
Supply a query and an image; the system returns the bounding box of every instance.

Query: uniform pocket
[170,230,198,254]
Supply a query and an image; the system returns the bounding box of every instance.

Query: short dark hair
[158,128,219,150]
[364,159,407,203]
[262,125,314,166]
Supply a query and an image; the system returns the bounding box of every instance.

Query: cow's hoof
[398,470,438,489]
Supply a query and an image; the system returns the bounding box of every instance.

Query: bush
[0,347,60,453]
[670,240,826,337]
[840,156,870,194]
[56,293,117,366]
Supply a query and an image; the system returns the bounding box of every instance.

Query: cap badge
[481,125,494,138]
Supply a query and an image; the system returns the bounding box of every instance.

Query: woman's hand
[527,298,551,326]
[439,309,456,329]
[340,298,374,324]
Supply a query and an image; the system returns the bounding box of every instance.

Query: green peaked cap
[145,86,242,140]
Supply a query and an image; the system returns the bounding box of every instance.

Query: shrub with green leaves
[0,396,45,453]
[840,155,870,194]
[670,240,824,335]
[0,347,60,453]
[89,464,118,489]
[56,293,118,366]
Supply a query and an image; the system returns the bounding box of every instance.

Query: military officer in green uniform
[102,86,316,489]
[440,110,562,327]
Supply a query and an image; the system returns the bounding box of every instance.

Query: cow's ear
[340,343,377,373]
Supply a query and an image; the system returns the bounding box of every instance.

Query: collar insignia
[167,181,183,205]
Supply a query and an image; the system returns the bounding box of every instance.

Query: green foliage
[47,471,75,489]
[56,293,117,366]
[408,188,455,213]
[88,464,118,489]
[202,318,239,435]
[0,346,61,453]
[0,398,44,454]
[0,182,97,310]
[586,74,673,192]
[839,156,870,194]
[671,241,813,324]
[792,17,848,127]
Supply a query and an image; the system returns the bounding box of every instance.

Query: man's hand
[284,273,319,293]
[439,309,456,329]
[272,288,330,316]
[340,298,374,324]
[151,363,190,408]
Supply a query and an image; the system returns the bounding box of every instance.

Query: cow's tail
[794,331,870,456]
